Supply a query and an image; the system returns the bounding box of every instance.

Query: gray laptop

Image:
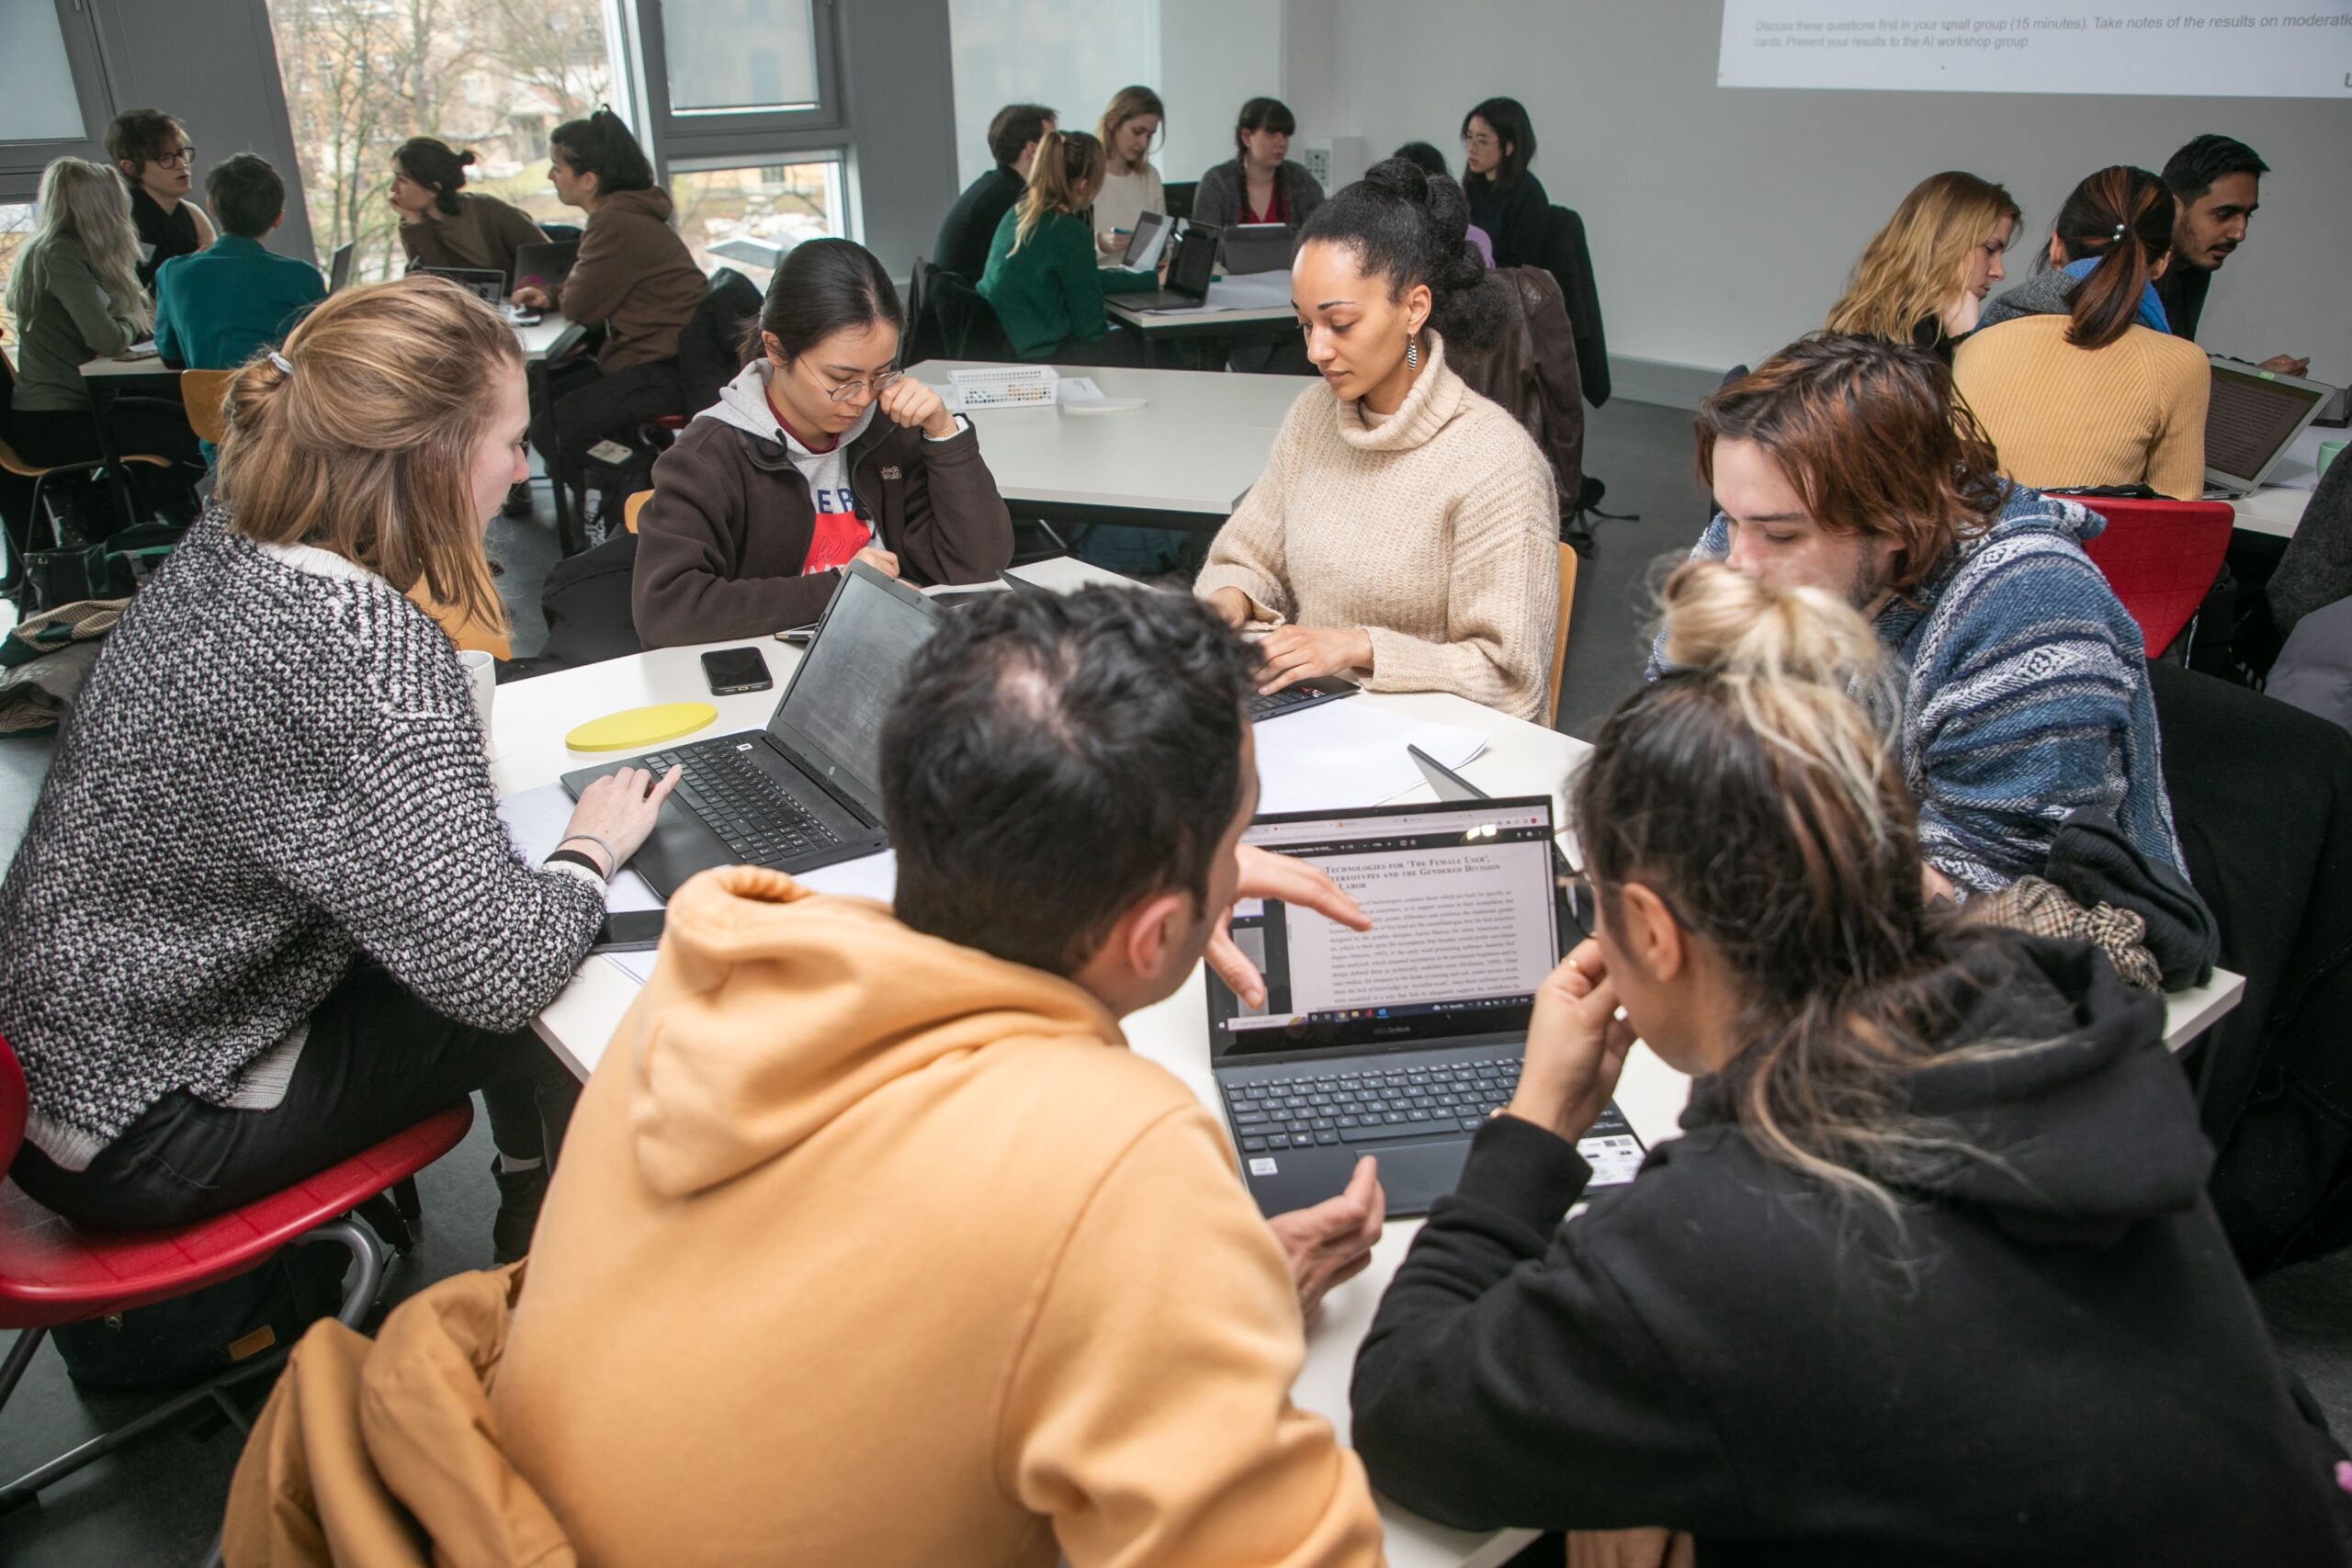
[327,242,356,293]
[413,265,507,308]
[1222,222,1296,276]
[1204,795,1645,1217]
[2204,356,2330,499]
[1117,221,1220,310]
[558,562,940,898]
[1113,210,1173,273]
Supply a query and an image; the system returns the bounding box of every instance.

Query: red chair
[0,1035,473,1512]
[2075,496,2236,660]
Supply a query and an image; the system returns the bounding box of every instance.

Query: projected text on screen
[1718,1,2352,97]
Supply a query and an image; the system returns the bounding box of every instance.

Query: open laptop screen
[1208,797,1561,1061]
[2207,361,2327,490]
[765,566,940,822]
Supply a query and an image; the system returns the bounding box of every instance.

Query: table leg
[83,378,141,535]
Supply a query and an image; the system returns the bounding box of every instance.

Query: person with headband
[1661,333,2199,919]
[1351,559,2345,1566]
[977,129,1160,365]
[1956,164,2210,499]
[389,135,549,279]
[1824,170,2020,366]
[0,277,682,1262]
[1195,158,1560,721]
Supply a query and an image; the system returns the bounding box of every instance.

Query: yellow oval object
[564,702,719,753]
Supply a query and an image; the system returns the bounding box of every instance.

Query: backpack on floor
[50,1243,349,1392]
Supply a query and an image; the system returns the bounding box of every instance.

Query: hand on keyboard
[564,763,684,874]
[1254,625,1372,697]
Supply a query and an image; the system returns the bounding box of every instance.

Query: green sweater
[7,233,141,414]
[976,208,1157,360]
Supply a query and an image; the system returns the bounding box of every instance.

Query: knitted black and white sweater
[0,507,605,1167]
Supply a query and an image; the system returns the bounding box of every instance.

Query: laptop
[511,238,579,291]
[2203,356,2331,499]
[1222,223,1296,276]
[413,265,509,308]
[1118,221,1220,310]
[996,568,1355,722]
[1113,210,1173,273]
[558,563,941,898]
[1205,795,1646,1217]
[327,243,356,294]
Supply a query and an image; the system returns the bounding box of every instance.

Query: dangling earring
[1405,333,1420,372]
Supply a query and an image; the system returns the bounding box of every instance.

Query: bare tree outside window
[264,0,616,284]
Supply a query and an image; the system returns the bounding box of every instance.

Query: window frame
[632,0,847,169]
[664,148,853,270]
[0,0,121,204]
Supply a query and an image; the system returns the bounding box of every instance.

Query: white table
[2228,422,2340,539]
[496,557,2241,1568]
[909,359,1304,533]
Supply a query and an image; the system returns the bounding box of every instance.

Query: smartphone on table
[700,646,773,695]
[592,910,665,952]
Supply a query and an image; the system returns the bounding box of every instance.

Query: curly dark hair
[1300,156,1506,352]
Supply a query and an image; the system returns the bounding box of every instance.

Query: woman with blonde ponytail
[1351,559,2344,1566]
[0,276,685,1262]
[976,129,1156,364]
[6,156,203,522]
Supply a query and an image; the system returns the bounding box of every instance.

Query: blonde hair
[1579,562,2043,1231]
[1825,172,2020,344]
[1012,130,1105,254]
[1097,85,1164,176]
[215,276,518,633]
[6,158,152,335]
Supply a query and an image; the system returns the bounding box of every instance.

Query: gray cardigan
[0,508,607,1164]
[1190,160,1325,256]
[6,232,141,414]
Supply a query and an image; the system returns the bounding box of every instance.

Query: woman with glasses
[631,238,1012,649]
[1458,97,1547,270]
[1348,560,2346,1564]
[105,109,213,294]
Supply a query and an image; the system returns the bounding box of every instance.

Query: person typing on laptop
[492,588,1386,1566]
[1351,560,2346,1566]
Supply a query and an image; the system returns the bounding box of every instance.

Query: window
[263,0,618,284]
[636,0,843,166]
[945,0,1159,189]
[0,203,36,344]
[669,159,842,294]
[0,1,119,197]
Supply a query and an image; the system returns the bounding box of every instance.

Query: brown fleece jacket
[632,364,1013,646]
[545,186,704,370]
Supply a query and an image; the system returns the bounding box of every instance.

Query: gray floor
[1,406,2347,1563]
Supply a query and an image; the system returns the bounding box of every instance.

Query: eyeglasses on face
[153,146,195,169]
[806,363,904,403]
[1462,133,1498,151]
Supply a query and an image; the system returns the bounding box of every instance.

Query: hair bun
[458,150,477,167]
[1362,155,1430,208]
[1658,560,1883,689]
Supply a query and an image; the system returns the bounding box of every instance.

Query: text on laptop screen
[2208,367,2325,483]
[766,572,938,818]
[1210,801,1560,1061]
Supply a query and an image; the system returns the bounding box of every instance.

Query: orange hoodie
[492,865,1385,1567]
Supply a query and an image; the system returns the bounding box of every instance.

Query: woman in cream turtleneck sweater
[1196,159,1560,722]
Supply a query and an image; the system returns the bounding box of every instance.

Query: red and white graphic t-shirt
[765,389,876,576]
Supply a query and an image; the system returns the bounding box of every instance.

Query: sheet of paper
[595,850,897,991]
[1252,701,1489,816]
[496,782,662,912]
[1056,376,1105,403]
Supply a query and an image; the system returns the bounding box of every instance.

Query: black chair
[1538,206,1610,410]
[905,261,1016,364]
[1162,181,1196,222]
[539,221,582,243]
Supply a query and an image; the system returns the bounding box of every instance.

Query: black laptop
[1205,795,1645,1217]
[1117,221,1221,310]
[511,238,579,292]
[559,563,940,898]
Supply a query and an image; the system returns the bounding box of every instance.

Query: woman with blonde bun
[1351,560,2343,1566]
[1826,170,2019,364]
[0,277,683,1262]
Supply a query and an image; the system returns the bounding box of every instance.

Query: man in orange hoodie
[492,587,1391,1565]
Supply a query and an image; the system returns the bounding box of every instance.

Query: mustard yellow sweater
[1954,315,2211,501]
[1194,333,1562,721]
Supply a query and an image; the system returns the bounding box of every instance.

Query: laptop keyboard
[1249,684,1334,720]
[1223,1055,1521,1153]
[639,741,842,866]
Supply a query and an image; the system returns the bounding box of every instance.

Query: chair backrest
[2075,496,2236,659]
[1163,181,1196,222]
[181,368,235,446]
[1539,207,1611,408]
[911,267,1016,362]
[408,584,514,660]
[0,1036,28,1176]
[624,489,651,534]
[677,267,765,417]
[1548,541,1578,727]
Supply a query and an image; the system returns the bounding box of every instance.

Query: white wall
[1157,0,1284,183]
[1321,0,2351,393]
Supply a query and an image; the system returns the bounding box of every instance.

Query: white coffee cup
[459,649,498,755]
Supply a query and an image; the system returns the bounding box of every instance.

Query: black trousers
[10,964,581,1234]
[1043,332,1148,368]
[527,355,687,480]
[8,402,205,533]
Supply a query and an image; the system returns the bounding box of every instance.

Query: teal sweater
[153,234,325,373]
[976,208,1157,360]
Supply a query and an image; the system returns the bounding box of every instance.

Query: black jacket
[933,165,1024,282]
[1464,169,1551,271]
[1352,932,2344,1566]
[2154,260,2211,343]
